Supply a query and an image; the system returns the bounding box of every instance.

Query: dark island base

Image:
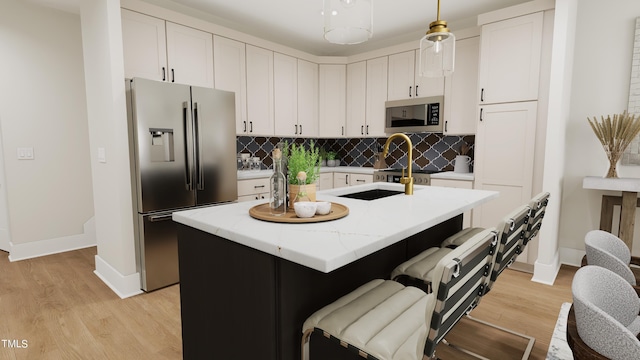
[177,215,462,360]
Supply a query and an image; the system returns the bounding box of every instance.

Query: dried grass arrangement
[588,112,640,178]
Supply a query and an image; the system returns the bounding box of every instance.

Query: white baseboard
[558,247,584,267]
[8,217,97,261]
[532,251,560,285]
[94,254,143,299]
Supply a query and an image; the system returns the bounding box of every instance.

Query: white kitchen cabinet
[431,178,473,227]
[274,53,298,136]
[349,173,373,186]
[365,57,388,137]
[333,173,349,189]
[122,10,214,88]
[443,36,480,135]
[237,178,270,202]
[274,56,318,137]
[387,50,444,101]
[246,45,274,136]
[297,59,318,137]
[165,22,214,88]
[473,101,537,229]
[332,172,372,188]
[478,12,544,104]
[121,9,167,82]
[213,36,247,135]
[319,65,346,138]
[318,172,334,190]
[346,61,367,137]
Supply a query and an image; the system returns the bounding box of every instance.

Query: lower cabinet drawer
[237,178,270,197]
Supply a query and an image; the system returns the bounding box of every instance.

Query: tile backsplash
[237,134,475,172]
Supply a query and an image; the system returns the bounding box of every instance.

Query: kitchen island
[173,183,498,360]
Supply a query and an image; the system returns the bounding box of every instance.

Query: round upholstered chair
[571,265,640,360]
[584,230,640,287]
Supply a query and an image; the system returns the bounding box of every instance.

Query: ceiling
[31,0,532,56]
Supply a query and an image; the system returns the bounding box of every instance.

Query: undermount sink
[338,189,404,201]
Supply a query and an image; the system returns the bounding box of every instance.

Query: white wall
[80,0,141,298]
[560,0,640,260]
[0,0,94,251]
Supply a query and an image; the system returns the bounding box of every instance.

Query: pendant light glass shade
[418,0,455,77]
[323,0,372,45]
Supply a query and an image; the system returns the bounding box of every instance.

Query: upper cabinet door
[444,36,480,135]
[246,45,274,136]
[213,36,247,135]
[414,51,444,98]
[387,51,415,101]
[273,53,298,137]
[365,57,388,137]
[346,61,367,137]
[165,22,214,88]
[478,12,543,104]
[319,64,346,138]
[121,9,167,81]
[387,50,443,100]
[297,59,318,137]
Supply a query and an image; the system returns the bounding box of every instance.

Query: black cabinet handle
[480,108,484,122]
[299,124,302,134]
[361,125,364,135]
[294,124,298,135]
[162,67,166,81]
[249,121,253,132]
[341,126,344,136]
[243,121,247,132]
[480,88,484,102]
[409,86,412,98]
[366,125,369,135]
[445,121,448,132]
[171,68,175,83]
[346,174,349,185]
[415,85,419,97]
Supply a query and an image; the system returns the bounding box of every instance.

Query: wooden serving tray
[248,202,349,223]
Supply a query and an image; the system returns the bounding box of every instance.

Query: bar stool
[301,229,497,360]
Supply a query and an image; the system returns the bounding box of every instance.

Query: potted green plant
[318,147,328,167]
[326,151,338,167]
[286,141,321,208]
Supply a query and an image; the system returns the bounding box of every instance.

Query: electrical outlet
[17,147,34,160]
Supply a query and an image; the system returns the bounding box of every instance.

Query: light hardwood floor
[0,247,575,360]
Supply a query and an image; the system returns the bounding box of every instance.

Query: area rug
[546,302,574,360]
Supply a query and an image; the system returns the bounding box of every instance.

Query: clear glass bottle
[269,154,287,216]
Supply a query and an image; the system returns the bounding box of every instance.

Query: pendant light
[323,0,372,45]
[419,0,455,77]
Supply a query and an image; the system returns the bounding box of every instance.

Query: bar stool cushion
[440,227,485,248]
[302,279,433,360]
[390,248,452,283]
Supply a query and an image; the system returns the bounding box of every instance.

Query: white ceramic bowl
[294,201,317,218]
[315,201,332,215]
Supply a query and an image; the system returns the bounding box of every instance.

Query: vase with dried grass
[588,112,640,178]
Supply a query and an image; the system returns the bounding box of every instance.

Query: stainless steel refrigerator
[126,77,237,291]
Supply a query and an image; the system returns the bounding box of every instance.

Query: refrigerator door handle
[193,102,204,190]
[183,102,193,191]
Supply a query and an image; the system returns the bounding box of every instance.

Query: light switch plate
[17,147,34,160]
[98,147,106,163]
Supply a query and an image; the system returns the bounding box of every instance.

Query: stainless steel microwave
[385,96,444,133]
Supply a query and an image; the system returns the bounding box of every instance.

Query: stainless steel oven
[372,169,437,185]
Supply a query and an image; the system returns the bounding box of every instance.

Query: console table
[583,176,640,250]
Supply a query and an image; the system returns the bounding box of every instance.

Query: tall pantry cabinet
[473,7,553,269]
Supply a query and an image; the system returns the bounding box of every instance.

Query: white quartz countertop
[583,176,640,192]
[173,182,498,273]
[430,171,474,181]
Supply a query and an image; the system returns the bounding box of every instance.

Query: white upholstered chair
[572,265,640,360]
[585,230,639,286]
[301,229,497,360]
